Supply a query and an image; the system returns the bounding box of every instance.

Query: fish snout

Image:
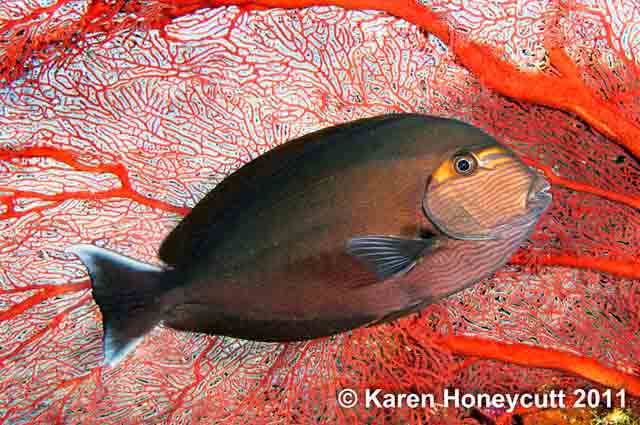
[526,173,552,211]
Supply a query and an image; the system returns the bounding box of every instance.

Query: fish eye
[453,154,477,176]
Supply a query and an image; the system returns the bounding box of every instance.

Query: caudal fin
[67,244,168,367]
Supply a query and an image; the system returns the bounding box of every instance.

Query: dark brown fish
[67,113,552,366]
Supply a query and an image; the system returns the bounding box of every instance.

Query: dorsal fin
[158,114,403,266]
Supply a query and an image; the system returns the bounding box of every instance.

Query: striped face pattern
[422,144,552,241]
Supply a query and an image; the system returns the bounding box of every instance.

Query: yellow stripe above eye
[476,146,513,168]
[477,146,506,157]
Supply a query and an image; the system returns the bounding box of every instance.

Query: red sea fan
[0,1,639,424]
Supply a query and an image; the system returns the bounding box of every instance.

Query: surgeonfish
[67,113,552,367]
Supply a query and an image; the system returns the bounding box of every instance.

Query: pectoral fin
[346,236,436,280]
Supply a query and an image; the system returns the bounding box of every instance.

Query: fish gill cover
[0,0,639,424]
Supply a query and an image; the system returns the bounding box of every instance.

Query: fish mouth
[526,174,553,213]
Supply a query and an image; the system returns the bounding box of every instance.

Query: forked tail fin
[67,244,168,367]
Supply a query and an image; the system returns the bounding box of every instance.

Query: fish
[67,113,552,367]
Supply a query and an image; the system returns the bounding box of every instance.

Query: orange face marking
[431,158,457,184]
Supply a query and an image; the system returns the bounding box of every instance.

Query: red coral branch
[455,43,640,156]
[0,282,89,322]
[510,253,640,280]
[438,334,640,396]
[524,159,640,210]
[0,147,190,218]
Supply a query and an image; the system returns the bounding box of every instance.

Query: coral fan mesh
[0,1,639,424]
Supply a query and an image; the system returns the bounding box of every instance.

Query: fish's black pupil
[453,155,476,175]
